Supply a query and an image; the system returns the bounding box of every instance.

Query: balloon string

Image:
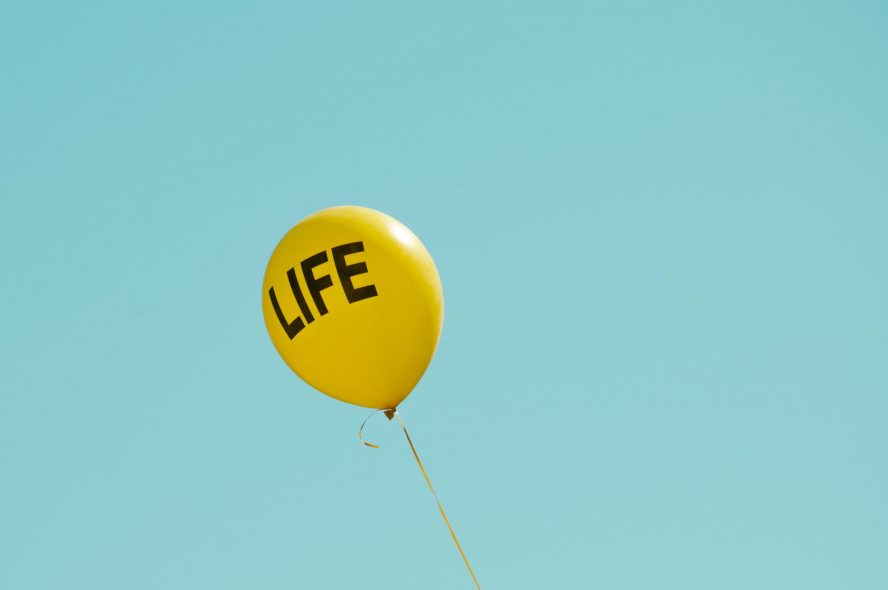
[359,408,482,590]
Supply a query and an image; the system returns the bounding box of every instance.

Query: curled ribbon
[357,408,396,448]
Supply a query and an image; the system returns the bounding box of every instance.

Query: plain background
[2,1,886,588]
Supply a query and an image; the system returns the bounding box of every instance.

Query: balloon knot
[384,408,397,420]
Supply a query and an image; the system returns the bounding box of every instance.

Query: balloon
[262,206,444,409]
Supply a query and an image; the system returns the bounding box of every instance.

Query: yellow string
[393,410,483,590]
[359,408,482,590]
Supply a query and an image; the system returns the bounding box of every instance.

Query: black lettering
[301,251,334,315]
[287,267,315,324]
[332,241,378,303]
[268,286,305,339]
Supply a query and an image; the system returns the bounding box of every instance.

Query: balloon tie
[359,408,482,590]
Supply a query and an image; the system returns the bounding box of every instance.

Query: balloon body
[262,206,444,409]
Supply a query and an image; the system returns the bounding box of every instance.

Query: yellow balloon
[262,206,444,409]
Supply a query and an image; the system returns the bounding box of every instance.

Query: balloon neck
[384,408,397,420]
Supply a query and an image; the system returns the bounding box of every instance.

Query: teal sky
[2,1,887,588]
